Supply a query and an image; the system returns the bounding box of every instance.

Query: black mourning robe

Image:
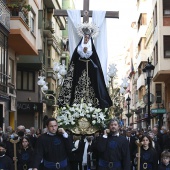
[58,38,112,109]
[0,155,14,170]
[134,147,158,170]
[158,163,170,170]
[17,147,34,170]
[31,133,72,170]
[96,135,131,170]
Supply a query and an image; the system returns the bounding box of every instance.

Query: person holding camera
[96,118,131,170]
[31,118,72,170]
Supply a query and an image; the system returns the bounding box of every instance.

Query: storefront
[17,102,46,129]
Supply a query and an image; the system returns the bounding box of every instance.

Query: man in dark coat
[0,142,14,170]
[31,118,72,170]
[96,118,131,170]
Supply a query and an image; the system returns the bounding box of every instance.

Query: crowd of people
[0,118,170,170]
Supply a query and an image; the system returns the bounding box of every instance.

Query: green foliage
[7,0,32,12]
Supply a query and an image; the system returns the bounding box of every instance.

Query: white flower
[92,120,96,125]
[96,108,102,112]
[99,113,106,120]
[86,110,89,113]
[97,119,101,123]
[86,114,90,118]
[74,112,80,118]
[89,107,95,112]
[92,114,96,118]
[80,112,85,117]
[58,102,109,128]
[57,117,62,122]
[69,116,75,122]
[69,107,75,112]
[64,118,70,125]
[58,122,63,126]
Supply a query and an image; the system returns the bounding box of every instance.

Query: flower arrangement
[57,102,111,130]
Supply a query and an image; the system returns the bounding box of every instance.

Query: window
[30,11,35,33]
[155,84,162,103]
[153,3,157,27]
[17,70,35,91]
[47,58,51,67]
[9,58,14,84]
[163,0,170,16]
[0,31,8,93]
[164,36,170,58]
[47,49,51,67]
[153,42,158,65]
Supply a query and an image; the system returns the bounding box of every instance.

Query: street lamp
[107,64,129,118]
[126,95,131,126]
[142,58,155,126]
[37,62,67,118]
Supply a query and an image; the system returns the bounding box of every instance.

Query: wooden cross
[54,0,119,23]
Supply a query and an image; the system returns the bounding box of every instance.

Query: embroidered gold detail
[58,63,74,106]
[73,69,99,107]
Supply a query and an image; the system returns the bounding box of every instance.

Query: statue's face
[84,35,90,44]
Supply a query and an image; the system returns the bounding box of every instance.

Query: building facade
[0,0,73,130]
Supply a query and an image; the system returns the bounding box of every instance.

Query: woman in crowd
[15,136,34,170]
[135,134,158,170]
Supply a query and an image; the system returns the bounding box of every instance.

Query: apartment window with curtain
[0,31,8,93]
[17,70,35,91]
[164,36,170,58]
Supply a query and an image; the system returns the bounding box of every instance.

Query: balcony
[43,20,55,38]
[137,73,145,90]
[8,9,37,55]
[136,50,148,68]
[43,0,58,9]
[47,35,62,54]
[153,55,170,82]
[17,50,44,70]
[45,20,54,33]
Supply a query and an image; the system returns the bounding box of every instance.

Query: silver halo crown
[77,22,99,38]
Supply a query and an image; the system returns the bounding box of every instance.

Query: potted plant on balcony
[6,0,31,17]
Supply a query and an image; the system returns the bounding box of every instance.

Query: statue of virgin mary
[57,22,112,109]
